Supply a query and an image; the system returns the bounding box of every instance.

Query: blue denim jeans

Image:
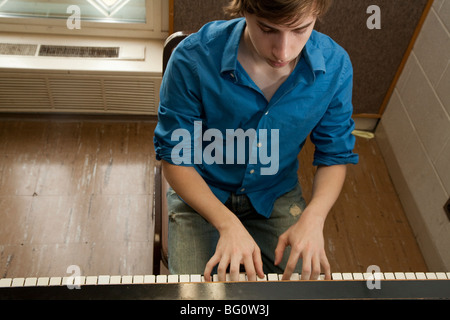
[167,183,306,275]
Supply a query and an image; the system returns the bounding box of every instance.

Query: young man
[153,0,358,282]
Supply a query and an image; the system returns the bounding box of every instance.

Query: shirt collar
[220,19,327,80]
[302,31,327,75]
[221,18,246,75]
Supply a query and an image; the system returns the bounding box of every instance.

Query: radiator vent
[38,45,120,58]
[0,72,160,115]
[0,44,121,58]
[0,43,38,56]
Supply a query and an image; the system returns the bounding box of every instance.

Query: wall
[172,0,431,119]
[376,0,450,270]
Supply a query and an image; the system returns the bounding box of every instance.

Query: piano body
[1,272,449,300]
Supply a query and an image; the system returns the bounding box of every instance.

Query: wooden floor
[0,117,428,279]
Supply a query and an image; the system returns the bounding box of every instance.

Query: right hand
[203,221,265,282]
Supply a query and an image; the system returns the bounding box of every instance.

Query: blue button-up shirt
[154,18,359,218]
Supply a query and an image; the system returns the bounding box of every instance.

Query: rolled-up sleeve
[153,38,203,165]
[310,56,359,166]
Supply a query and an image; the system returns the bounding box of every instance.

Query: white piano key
[257,274,267,281]
[212,274,219,282]
[133,275,144,284]
[288,274,298,280]
[122,275,133,284]
[85,276,97,285]
[37,277,49,286]
[143,275,156,284]
[62,277,73,286]
[332,273,343,280]
[179,274,190,283]
[415,272,426,280]
[190,274,202,282]
[49,277,62,286]
[436,272,447,279]
[342,273,353,280]
[425,272,437,280]
[156,275,167,283]
[167,275,179,283]
[285,273,298,281]
[24,277,38,287]
[267,273,278,281]
[384,272,395,280]
[73,276,86,286]
[110,275,122,284]
[11,278,24,287]
[97,275,110,285]
[405,272,416,280]
[447,272,450,279]
[0,278,12,287]
[353,273,364,280]
[394,272,406,280]
[239,273,247,282]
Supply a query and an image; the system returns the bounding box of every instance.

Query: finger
[244,247,264,281]
[243,254,257,282]
[204,254,220,282]
[229,255,241,282]
[321,254,331,280]
[282,248,301,280]
[300,251,312,281]
[217,255,230,282]
[274,235,287,266]
[253,248,265,279]
[311,253,321,280]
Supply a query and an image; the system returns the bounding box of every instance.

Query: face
[243,13,317,69]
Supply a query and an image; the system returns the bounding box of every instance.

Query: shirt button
[257,142,263,148]
[250,169,255,174]
[265,111,269,115]
[230,73,235,78]
[240,188,245,192]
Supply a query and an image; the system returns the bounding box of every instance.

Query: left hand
[274,210,331,281]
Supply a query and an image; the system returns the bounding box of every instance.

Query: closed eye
[260,26,277,34]
[293,28,308,35]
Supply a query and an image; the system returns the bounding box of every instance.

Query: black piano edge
[1,279,449,300]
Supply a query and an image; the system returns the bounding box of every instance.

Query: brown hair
[224,0,333,25]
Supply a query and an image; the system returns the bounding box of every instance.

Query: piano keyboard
[0,271,449,287]
[1,272,449,300]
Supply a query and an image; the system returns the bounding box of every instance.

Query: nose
[272,33,290,62]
